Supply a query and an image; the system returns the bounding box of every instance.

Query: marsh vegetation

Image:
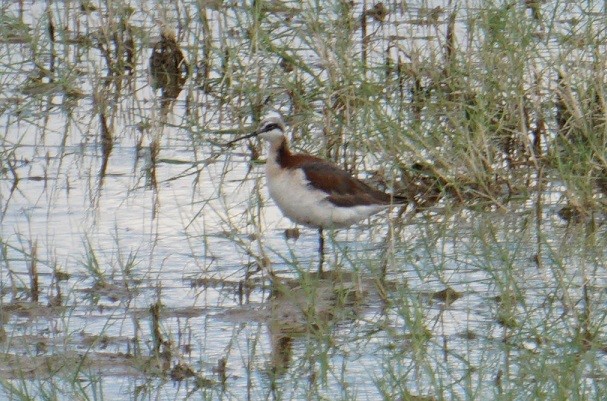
[1,1,607,400]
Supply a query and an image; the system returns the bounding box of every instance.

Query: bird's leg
[318,228,324,273]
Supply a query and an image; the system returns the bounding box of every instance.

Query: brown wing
[298,159,402,207]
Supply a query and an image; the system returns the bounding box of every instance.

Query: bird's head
[256,117,285,144]
[226,116,286,147]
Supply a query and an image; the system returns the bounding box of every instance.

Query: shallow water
[2,1,607,400]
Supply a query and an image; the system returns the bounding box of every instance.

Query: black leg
[318,228,324,273]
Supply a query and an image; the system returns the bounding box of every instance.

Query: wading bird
[230,117,407,272]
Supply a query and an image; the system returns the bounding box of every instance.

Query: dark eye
[263,123,278,132]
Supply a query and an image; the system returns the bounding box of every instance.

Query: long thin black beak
[225,131,258,147]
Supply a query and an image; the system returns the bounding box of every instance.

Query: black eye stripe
[262,123,280,132]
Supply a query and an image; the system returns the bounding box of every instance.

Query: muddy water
[1,1,607,400]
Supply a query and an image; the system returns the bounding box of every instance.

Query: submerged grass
[1,0,607,400]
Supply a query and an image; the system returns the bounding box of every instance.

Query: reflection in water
[97,108,113,189]
[266,271,367,375]
[268,330,293,375]
[149,29,189,113]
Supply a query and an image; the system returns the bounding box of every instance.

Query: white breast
[264,161,387,229]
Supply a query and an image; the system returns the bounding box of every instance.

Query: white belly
[265,165,386,228]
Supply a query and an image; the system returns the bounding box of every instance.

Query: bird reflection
[265,271,367,375]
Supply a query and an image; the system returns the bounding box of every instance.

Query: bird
[230,116,407,272]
